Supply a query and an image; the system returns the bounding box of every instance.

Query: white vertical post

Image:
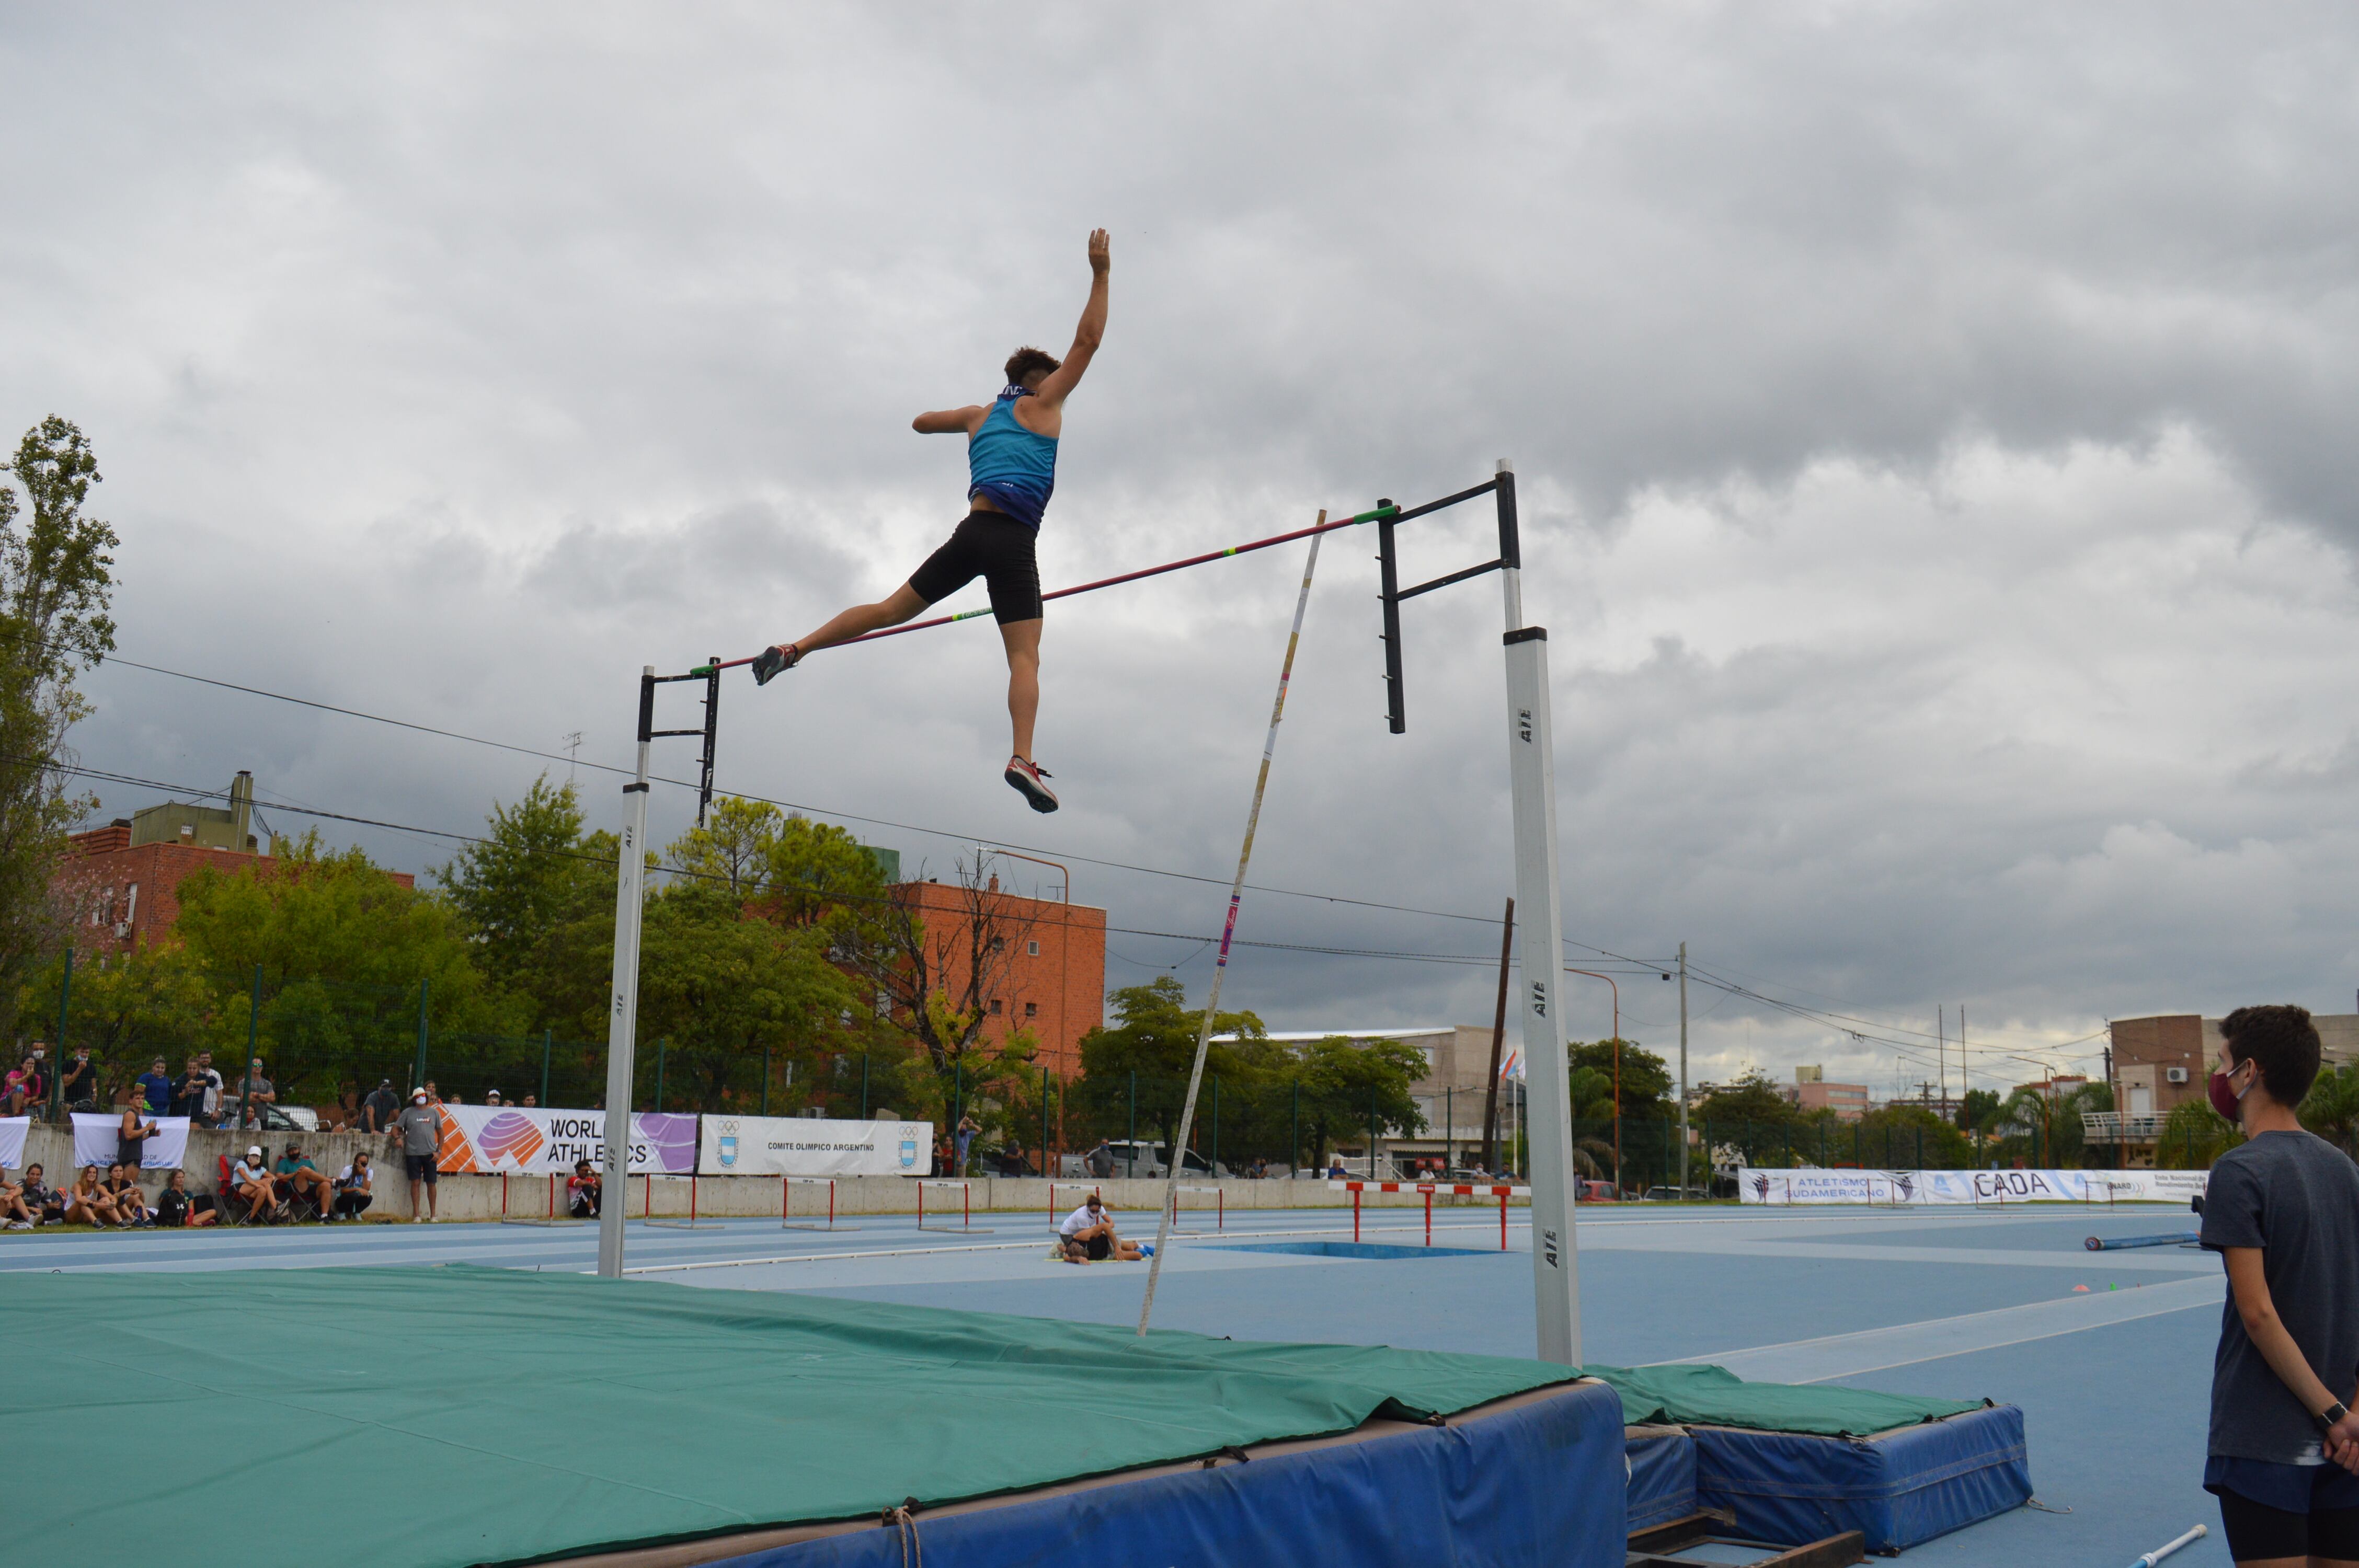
[1495,459,1583,1367]
[597,668,655,1280]
[1678,942,1689,1196]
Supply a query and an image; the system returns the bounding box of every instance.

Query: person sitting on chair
[1058,1192,1143,1264]
[276,1143,335,1221]
[568,1159,602,1219]
[232,1145,282,1223]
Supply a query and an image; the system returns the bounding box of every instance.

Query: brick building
[1777,1066,1872,1122]
[2097,1012,2359,1166]
[57,773,414,956]
[892,874,1106,1079]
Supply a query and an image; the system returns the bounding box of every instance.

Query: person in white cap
[230,1145,282,1223]
[392,1088,441,1222]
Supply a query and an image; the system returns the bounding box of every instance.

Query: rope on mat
[881,1497,924,1567]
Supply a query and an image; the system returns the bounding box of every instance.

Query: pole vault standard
[596,660,722,1281]
[1375,462,1583,1367]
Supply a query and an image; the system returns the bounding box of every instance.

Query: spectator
[446,1091,464,1106]
[194,1052,225,1124]
[117,1101,161,1174]
[485,1089,502,1106]
[224,1057,277,1127]
[16,1163,62,1225]
[134,1057,173,1115]
[331,1152,374,1221]
[274,1142,334,1221]
[423,1080,441,1103]
[230,1144,282,1224]
[1057,1192,1143,1264]
[567,1159,602,1218]
[2198,1004,2359,1562]
[1085,1138,1115,1179]
[156,1168,216,1228]
[955,1113,981,1175]
[394,1088,441,1223]
[521,1094,537,1108]
[58,1046,98,1111]
[0,1168,36,1228]
[105,1163,155,1228]
[5,1054,47,1117]
[1327,1154,1347,1179]
[63,1164,126,1228]
[170,1058,211,1121]
[358,1078,399,1134]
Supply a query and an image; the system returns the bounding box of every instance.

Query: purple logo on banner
[638,1113,698,1173]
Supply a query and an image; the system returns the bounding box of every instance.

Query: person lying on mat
[2198,1003,2359,1568]
[1058,1192,1143,1264]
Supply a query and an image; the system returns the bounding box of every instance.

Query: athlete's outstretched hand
[1088,228,1110,274]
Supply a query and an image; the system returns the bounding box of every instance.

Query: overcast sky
[7,4,2357,1098]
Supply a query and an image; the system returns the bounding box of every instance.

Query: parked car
[1055,1142,1226,1179]
[1641,1185,1709,1202]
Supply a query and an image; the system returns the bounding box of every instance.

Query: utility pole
[1677,941,1689,1197]
[1937,1006,1946,1115]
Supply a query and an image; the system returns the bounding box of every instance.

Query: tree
[1957,1088,2003,1136]
[1992,1080,2113,1167]
[435,776,616,1033]
[0,417,117,1040]
[16,941,219,1103]
[2299,1062,2359,1159]
[668,796,785,897]
[2158,1095,2242,1170]
[1070,976,1268,1157]
[1567,1037,1674,1120]
[172,831,521,1108]
[1292,1033,1427,1174]
[837,850,1046,1077]
[1852,1101,1974,1169]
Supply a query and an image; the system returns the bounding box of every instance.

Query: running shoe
[751,643,802,687]
[1005,757,1059,813]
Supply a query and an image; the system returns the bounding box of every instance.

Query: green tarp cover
[1582,1362,1985,1438]
[10,1265,1579,1567]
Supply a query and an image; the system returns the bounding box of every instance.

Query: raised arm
[1032,230,1109,409]
[912,405,988,435]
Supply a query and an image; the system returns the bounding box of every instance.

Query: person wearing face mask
[2197,1004,2359,1565]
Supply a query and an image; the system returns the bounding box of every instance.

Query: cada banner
[432,1105,698,1175]
[1738,1167,2209,1206]
[697,1114,935,1177]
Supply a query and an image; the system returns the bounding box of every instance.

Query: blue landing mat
[1696,1403,2032,1553]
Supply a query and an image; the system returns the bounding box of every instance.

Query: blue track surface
[2,1203,2228,1565]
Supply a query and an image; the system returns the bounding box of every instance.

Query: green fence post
[1128,1071,1138,1177]
[1290,1079,1299,1174]
[1211,1076,1220,1175]
[1040,1066,1050,1174]
[1916,1123,1924,1169]
[539,1030,552,1108]
[243,964,265,1129]
[761,1046,772,1117]
[50,947,73,1120]
[1368,1093,1379,1179]
[1782,1124,1791,1168]
[860,1053,870,1119]
[410,976,428,1097]
[656,1040,670,1113]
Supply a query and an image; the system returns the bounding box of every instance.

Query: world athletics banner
[696,1114,934,1178]
[1737,1167,2211,1206]
[432,1105,698,1175]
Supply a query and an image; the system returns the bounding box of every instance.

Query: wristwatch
[2320,1402,2349,1432]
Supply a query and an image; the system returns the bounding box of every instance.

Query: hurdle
[916,1179,993,1234]
[1046,1182,1100,1229]
[499,1172,588,1227]
[782,1175,859,1232]
[639,1173,723,1230]
[1165,1184,1224,1235]
[1330,1180,1527,1250]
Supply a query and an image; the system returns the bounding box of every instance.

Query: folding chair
[215,1155,263,1226]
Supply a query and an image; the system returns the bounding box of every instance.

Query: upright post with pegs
[596,667,655,1280]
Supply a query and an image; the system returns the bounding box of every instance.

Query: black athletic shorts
[1084,1230,1112,1261]
[404,1153,438,1185]
[907,510,1043,625]
[2216,1487,2359,1561]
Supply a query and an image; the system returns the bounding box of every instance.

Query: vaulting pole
[1137,518,1325,1334]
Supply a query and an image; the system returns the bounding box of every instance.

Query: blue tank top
[967,386,1058,529]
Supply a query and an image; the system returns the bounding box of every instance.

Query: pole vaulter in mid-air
[750,228,1112,815]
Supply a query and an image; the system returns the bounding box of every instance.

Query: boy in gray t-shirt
[2200,1002,2359,1563]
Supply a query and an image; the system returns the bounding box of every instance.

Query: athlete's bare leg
[1001,617,1042,760]
[778,583,929,661]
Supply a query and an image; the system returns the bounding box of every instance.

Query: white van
[1058,1141,1227,1179]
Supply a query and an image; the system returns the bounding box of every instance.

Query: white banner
[698,1115,934,1177]
[0,1117,26,1171]
[71,1111,191,1170]
[432,1105,699,1175]
[1738,1167,2209,1206]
